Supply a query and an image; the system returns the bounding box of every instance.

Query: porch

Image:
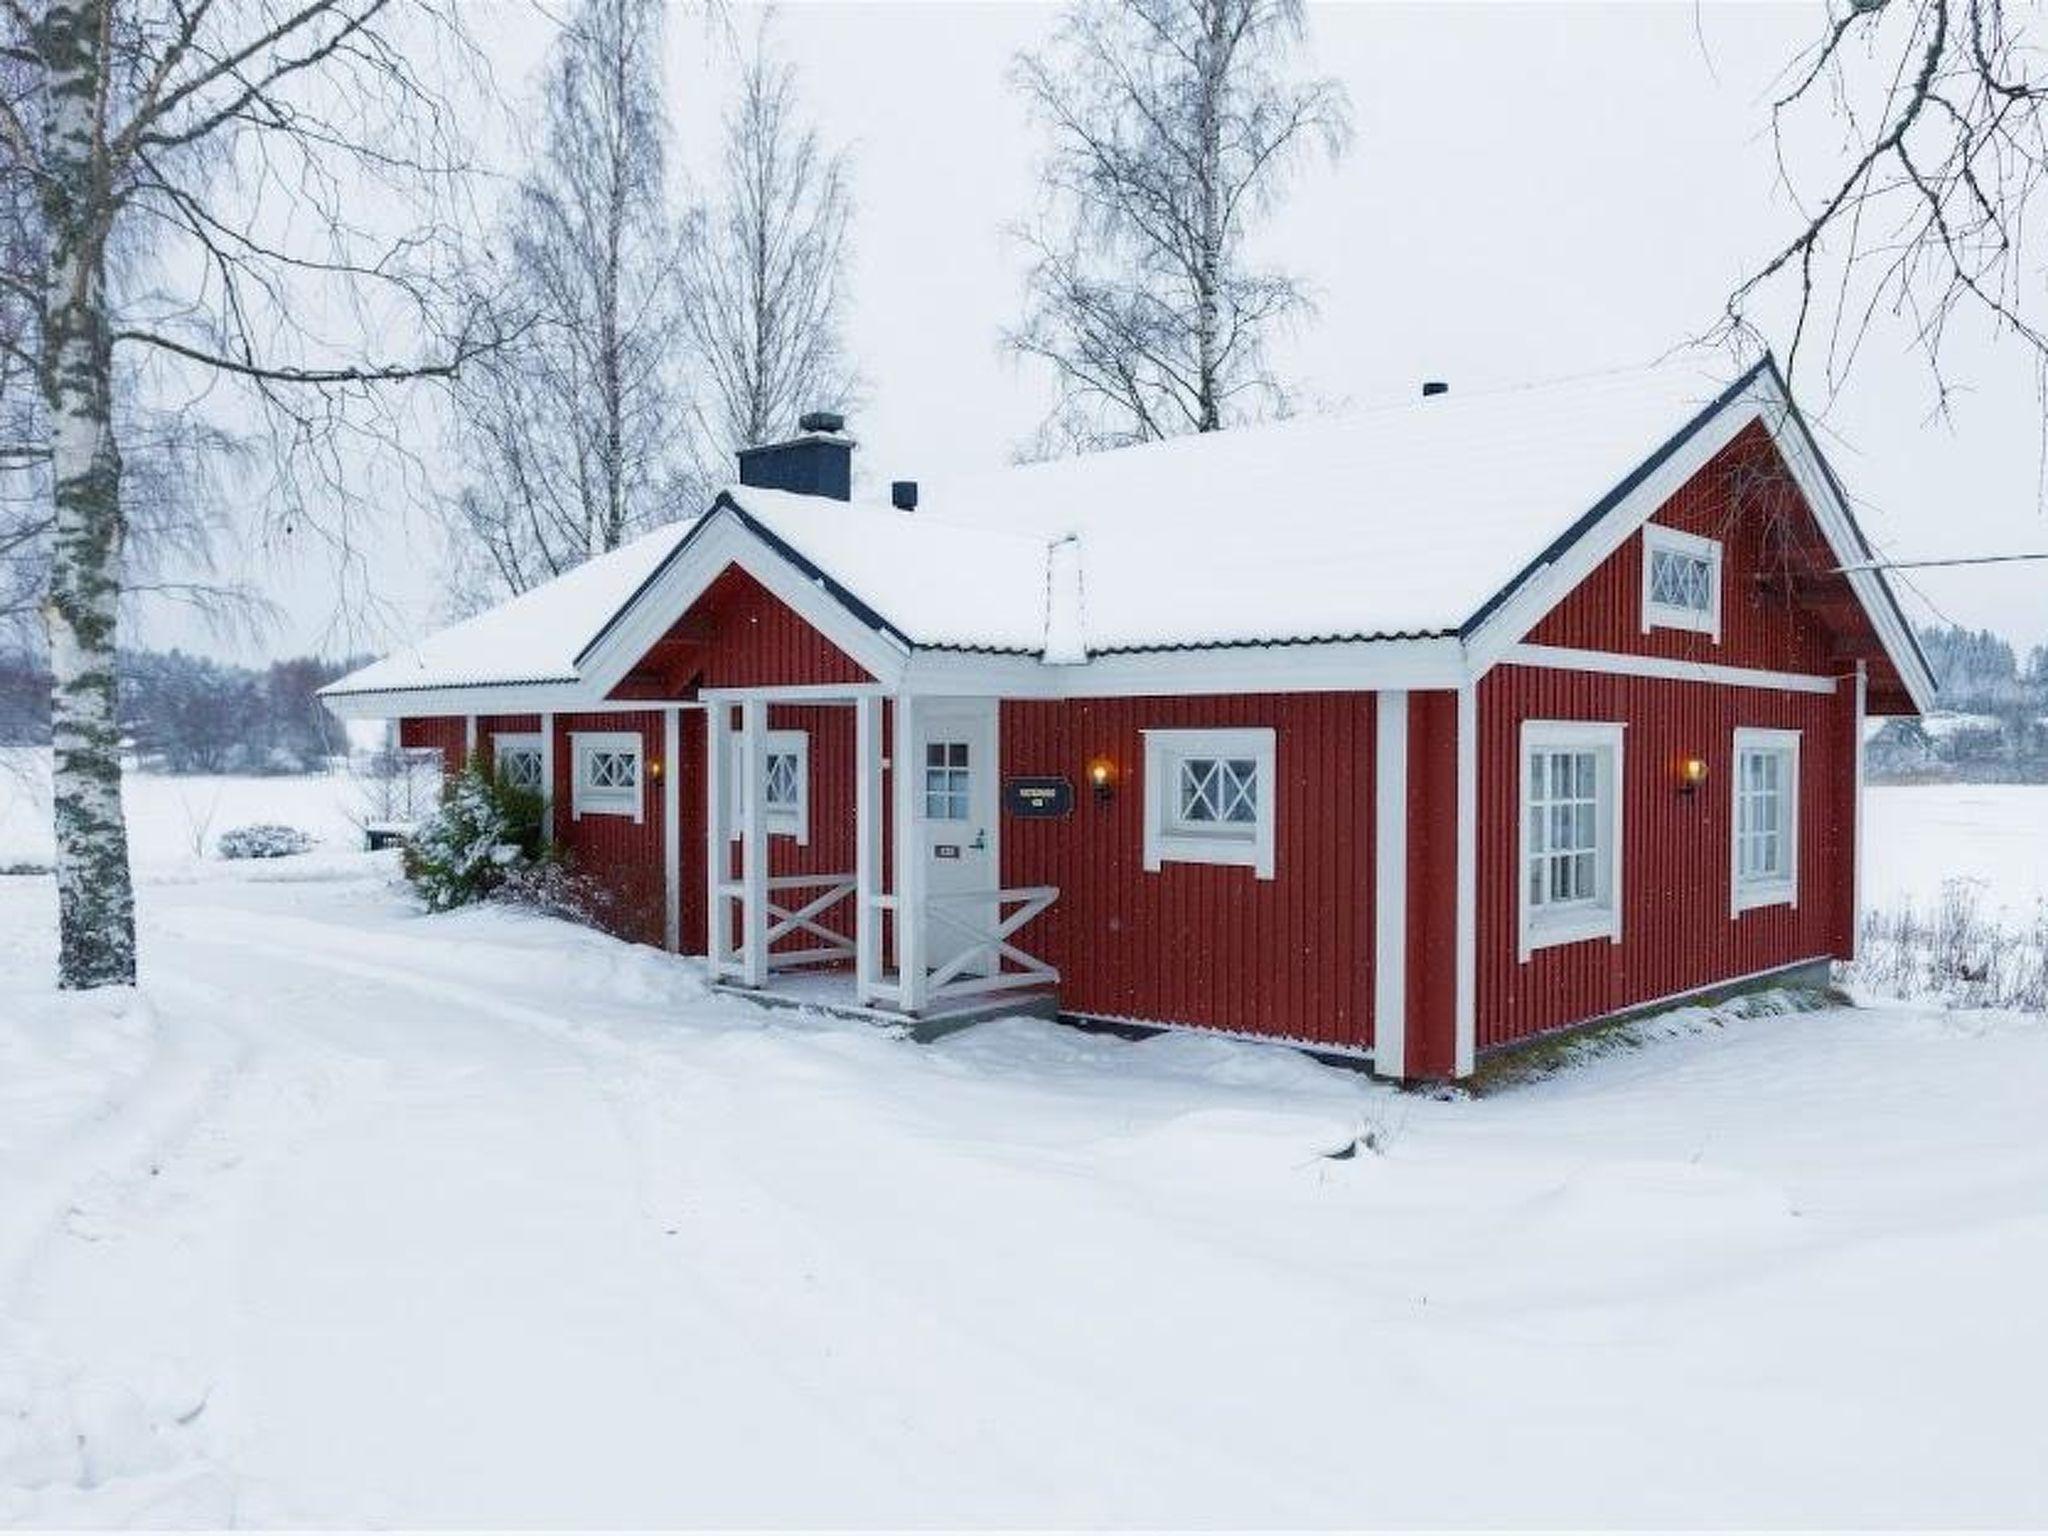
[702,688,1061,1023]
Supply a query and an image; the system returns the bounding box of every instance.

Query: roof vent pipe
[1421,380,1449,398]
[891,480,918,511]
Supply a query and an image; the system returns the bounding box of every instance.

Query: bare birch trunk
[36,0,135,988]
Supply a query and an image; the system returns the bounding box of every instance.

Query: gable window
[572,731,643,822]
[1518,720,1625,959]
[1732,728,1800,913]
[1142,727,1276,879]
[1641,524,1722,640]
[493,733,545,795]
[726,728,809,843]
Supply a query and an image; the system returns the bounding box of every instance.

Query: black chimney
[737,412,854,500]
[1421,380,1449,398]
[891,480,918,511]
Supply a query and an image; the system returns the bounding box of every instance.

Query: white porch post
[739,696,770,989]
[662,706,681,954]
[1852,660,1867,962]
[1453,682,1479,1079]
[1373,690,1409,1080]
[463,713,478,769]
[891,692,926,1013]
[854,694,885,1004]
[539,711,556,845]
[705,702,731,976]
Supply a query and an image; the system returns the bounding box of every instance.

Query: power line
[1835,551,2048,573]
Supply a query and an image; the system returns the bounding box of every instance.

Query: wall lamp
[1679,756,1709,795]
[1088,757,1117,802]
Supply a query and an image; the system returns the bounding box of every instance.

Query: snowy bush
[402,764,544,912]
[493,858,634,935]
[216,824,316,860]
[1845,879,2048,1013]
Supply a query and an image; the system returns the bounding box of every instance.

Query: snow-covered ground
[0,751,366,873]
[1,771,2045,1526]
[1865,782,2048,918]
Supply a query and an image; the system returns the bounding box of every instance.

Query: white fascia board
[1464,385,1766,676]
[578,512,911,698]
[320,679,611,721]
[901,634,1469,699]
[1748,373,1940,714]
[1506,644,1837,694]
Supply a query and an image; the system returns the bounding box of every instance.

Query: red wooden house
[321,355,1934,1081]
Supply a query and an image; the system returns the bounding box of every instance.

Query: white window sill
[1145,830,1269,878]
[1734,883,1797,914]
[1643,604,1720,640]
[573,797,641,822]
[1522,907,1621,956]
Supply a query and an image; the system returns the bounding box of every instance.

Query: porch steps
[711,978,1060,1041]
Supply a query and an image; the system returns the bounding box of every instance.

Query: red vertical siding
[1404,691,1460,1077]
[398,715,467,770]
[1474,666,1847,1049]
[610,563,872,698]
[1528,420,1912,708]
[552,709,670,948]
[1000,692,1376,1049]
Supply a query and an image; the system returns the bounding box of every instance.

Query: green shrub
[402,762,546,912]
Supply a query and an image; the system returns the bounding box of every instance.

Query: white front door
[915,699,999,976]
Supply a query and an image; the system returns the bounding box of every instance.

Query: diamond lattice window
[1650,548,1713,614]
[497,747,543,793]
[1177,757,1259,828]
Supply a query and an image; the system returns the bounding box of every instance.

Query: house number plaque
[1003,776,1074,819]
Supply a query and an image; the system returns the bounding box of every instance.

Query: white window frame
[571,730,644,823]
[1731,727,1800,914]
[492,732,545,795]
[727,728,809,844]
[1641,523,1722,642]
[1517,719,1626,960]
[1142,727,1277,879]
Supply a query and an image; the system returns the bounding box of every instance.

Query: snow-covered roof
[330,351,1926,706]
[325,519,695,697]
[826,355,1748,653]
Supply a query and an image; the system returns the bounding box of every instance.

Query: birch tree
[1727,1,2048,402]
[449,0,687,603]
[1,0,481,988]
[1007,0,1349,453]
[679,22,854,473]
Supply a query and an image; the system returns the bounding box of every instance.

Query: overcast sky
[142,0,2048,667]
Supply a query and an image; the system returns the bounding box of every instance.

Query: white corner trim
[1141,727,1278,880]
[1731,726,1802,916]
[1516,718,1627,964]
[1373,691,1409,1079]
[1506,644,1836,694]
[538,712,555,844]
[570,729,645,823]
[662,708,681,953]
[1852,662,1867,960]
[1454,685,1478,1078]
[1639,522,1724,643]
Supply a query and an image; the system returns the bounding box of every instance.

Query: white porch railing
[919,886,1060,1005]
[712,872,856,978]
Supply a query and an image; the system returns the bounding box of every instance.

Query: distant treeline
[0,649,368,774]
[1868,624,2048,784]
